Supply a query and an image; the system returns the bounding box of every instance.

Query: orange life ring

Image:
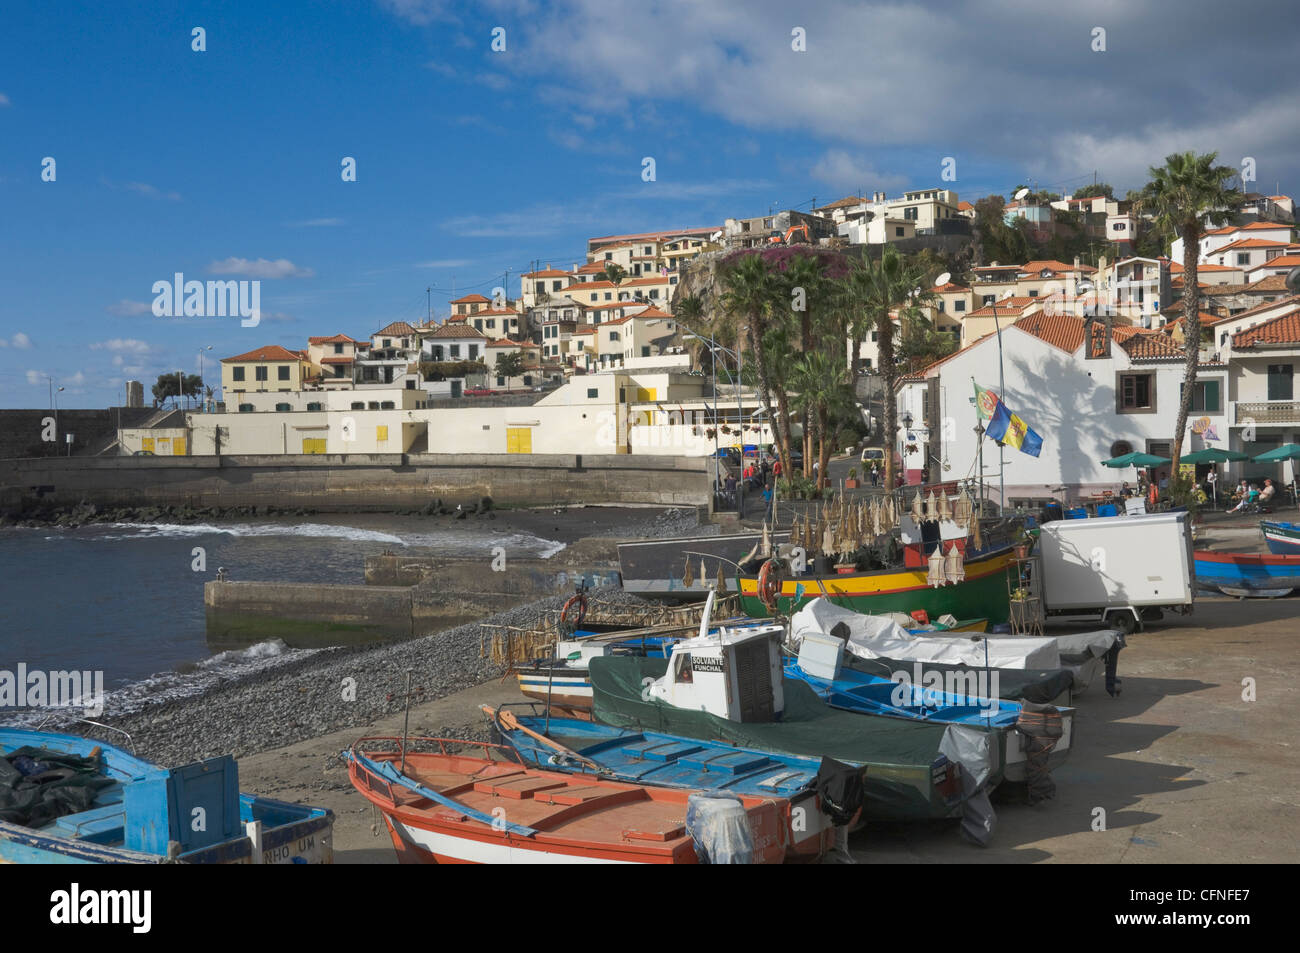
[757,559,782,612]
[560,593,587,628]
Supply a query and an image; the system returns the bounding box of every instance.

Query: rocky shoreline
[77,585,657,769]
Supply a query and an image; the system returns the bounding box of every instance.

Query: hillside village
[117,178,1300,508]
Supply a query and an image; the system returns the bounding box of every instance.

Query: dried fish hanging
[716,559,729,592]
[821,525,835,559]
[953,487,973,531]
[761,521,772,557]
[938,490,951,521]
[926,545,946,588]
[682,557,696,587]
[925,490,938,520]
[971,512,983,551]
[944,541,965,584]
[911,490,924,524]
[700,558,708,584]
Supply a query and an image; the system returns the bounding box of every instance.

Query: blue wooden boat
[482,704,862,860]
[782,659,1073,783]
[1261,520,1300,555]
[0,728,333,863]
[1193,549,1300,597]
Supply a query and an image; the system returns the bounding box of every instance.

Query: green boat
[588,654,999,821]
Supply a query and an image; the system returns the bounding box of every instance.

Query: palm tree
[720,254,793,468]
[1138,152,1243,474]
[842,247,934,490]
[790,350,854,487]
[775,252,828,474]
[602,263,628,289]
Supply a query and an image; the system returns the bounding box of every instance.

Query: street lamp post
[198,345,212,412]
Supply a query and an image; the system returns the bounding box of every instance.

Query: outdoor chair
[1097,504,1119,517]
[1066,506,1088,519]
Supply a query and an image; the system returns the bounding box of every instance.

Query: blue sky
[2,0,1296,407]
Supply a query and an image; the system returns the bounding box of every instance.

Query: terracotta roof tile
[308,333,361,344]
[1232,308,1300,348]
[450,293,492,304]
[375,321,418,336]
[427,323,487,339]
[221,345,304,363]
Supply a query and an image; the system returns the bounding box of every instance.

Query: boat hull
[1194,549,1300,596]
[736,547,1015,621]
[1261,520,1300,555]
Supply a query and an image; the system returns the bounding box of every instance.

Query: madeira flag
[975,381,1044,458]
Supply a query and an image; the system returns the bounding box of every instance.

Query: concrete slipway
[234,595,1299,864]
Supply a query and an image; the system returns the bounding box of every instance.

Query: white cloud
[107,299,153,316]
[91,338,151,354]
[809,150,908,194]
[1,333,32,348]
[124,181,181,201]
[418,258,475,269]
[25,370,44,386]
[380,0,459,25]
[0,93,10,107]
[207,257,315,279]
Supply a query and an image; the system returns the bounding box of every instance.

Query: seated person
[1259,479,1276,506]
[1228,484,1260,513]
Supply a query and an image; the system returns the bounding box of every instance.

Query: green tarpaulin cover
[589,655,985,820]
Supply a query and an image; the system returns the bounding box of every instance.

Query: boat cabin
[649,624,785,722]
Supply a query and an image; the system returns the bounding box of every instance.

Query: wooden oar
[482,706,604,773]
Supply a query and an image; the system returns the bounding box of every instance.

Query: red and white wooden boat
[345,737,789,864]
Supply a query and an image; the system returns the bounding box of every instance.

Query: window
[232,367,245,381]
[380,401,395,409]
[895,226,904,237]
[278,366,290,380]
[333,343,343,354]
[469,345,479,360]
[1268,364,1294,400]
[368,401,380,410]
[497,375,506,386]
[1028,290,1038,297]
[904,207,918,220]
[983,295,995,306]
[587,388,599,398]
[937,300,945,312]
[255,366,268,382]
[351,402,364,410]
[276,402,291,412]
[642,346,651,357]
[644,246,652,255]
[239,403,254,413]
[1237,253,1250,266]
[450,345,460,358]
[604,293,612,301]
[955,300,966,312]
[383,339,391,348]
[307,402,322,411]
[1185,380,1222,413]
[871,331,878,342]
[609,331,620,341]
[564,309,573,319]
[552,280,562,292]
[405,379,415,389]
[1118,372,1155,411]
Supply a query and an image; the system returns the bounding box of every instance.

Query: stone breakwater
[83,585,656,768]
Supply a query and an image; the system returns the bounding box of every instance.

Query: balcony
[1235,401,1300,425]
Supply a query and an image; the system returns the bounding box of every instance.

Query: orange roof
[1208,221,1293,234]
[1248,254,1300,270]
[1213,238,1290,254]
[1011,312,1085,352]
[427,323,486,339]
[635,305,673,319]
[573,327,597,335]
[817,195,866,210]
[568,280,617,292]
[450,293,492,303]
[467,307,519,316]
[375,321,418,336]
[221,345,304,363]
[319,356,355,364]
[966,296,1039,317]
[1232,309,1300,348]
[308,333,361,345]
[957,201,974,211]
[1119,334,1184,361]
[933,282,970,294]
[1169,261,1240,273]
[522,267,570,278]
[1020,259,1098,275]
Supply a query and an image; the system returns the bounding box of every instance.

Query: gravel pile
[582,506,716,540]
[86,586,657,768]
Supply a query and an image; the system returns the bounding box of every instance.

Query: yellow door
[142,437,154,453]
[172,437,187,455]
[376,425,389,444]
[301,437,326,454]
[506,427,532,454]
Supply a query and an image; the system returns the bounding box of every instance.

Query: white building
[894,312,1229,506]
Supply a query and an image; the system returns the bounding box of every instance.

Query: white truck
[1035,511,1195,634]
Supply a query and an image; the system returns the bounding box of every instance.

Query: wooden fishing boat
[345,737,790,864]
[736,543,1016,621]
[0,728,333,864]
[483,706,851,860]
[1193,550,1300,597]
[1261,520,1300,555]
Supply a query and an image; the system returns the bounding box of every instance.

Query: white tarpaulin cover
[790,598,1062,670]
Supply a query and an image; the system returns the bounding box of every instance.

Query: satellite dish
[1077,280,1094,294]
[1014,187,1030,201]
[1286,266,1300,296]
[1000,290,1014,300]
[935,271,952,287]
